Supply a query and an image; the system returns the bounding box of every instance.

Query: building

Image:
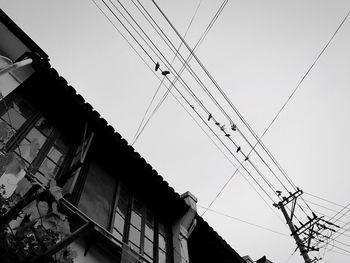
[256,256,273,263]
[0,9,246,263]
[243,255,273,263]
[242,255,254,263]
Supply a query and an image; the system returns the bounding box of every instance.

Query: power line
[91,0,157,73]
[246,7,350,177]
[120,1,312,229]
[142,0,288,197]
[197,205,288,237]
[104,0,282,201]
[300,205,349,226]
[305,192,349,209]
[148,0,307,203]
[150,0,350,221]
[121,4,313,236]
[94,0,308,235]
[303,200,350,221]
[117,0,294,207]
[131,0,203,144]
[89,1,350,261]
[132,0,227,145]
[284,251,297,263]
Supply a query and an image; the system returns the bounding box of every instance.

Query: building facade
[0,9,246,263]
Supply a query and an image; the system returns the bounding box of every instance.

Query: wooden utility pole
[279,203,312,263]
[274,189,313,263]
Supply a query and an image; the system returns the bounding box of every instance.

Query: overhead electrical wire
[92,1,341,251]
[284,251,296,263]
[123,0,288,201]
[305,192,349,209]
[131,0,204,145]
[91,0,281,208]
[326,248,350,257]
[128,0,239,131]
[132,0,227,145]
[197,205,289,237]
[153,3,350,241]
[90,0,350,260]
[90,0,285,246]
[95,0,312,235]
[314,212,350,254]
[301,195,350,250]
[129,2,290,202]
[107,0,218,121]
[319,237,350,254]
[328,202,350,227]
[142,0,312,221]
[239,9,350,220]
[254,8,350,154]
[303,200,350,220]
[91,0,159,75]
[147,0,313,214]
[150,0,350,222]
[103,0,285,203]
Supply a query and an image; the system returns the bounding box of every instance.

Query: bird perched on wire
[231,122,237,131]
[161,70,170,76]
[276,190,282,196]
[236,146,241,153]
[155,62,160,71]
[208,113,212,121]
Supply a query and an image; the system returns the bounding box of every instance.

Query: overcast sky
[2,1,350,262]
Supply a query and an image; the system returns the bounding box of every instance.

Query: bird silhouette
[208,113,212,121]
[231,122,237,131]
[155,62,160,71]
[225,134,231,137]
[161,70,170,76]
[276,190,282,196]
[236,146,241,153]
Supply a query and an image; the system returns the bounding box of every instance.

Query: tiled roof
[46,62,244,262]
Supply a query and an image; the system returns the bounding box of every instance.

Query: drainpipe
[172,191,198,263]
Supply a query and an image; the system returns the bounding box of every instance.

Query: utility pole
[274,189,313,263]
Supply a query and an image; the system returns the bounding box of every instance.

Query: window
[112,183,171,263]
[0,93,36,149]
[76,165,172,263]
[78,161,117,228]
[60,129,94,196]
[0,91,74,194]
[158,222,170,263]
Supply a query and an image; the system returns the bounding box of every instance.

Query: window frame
[0,90,76,186]
[109,183,173,263]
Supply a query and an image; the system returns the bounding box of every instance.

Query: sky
[2,1,350,262]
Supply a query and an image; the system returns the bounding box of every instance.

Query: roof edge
[195,214,246,263]
[0,8,49,61]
